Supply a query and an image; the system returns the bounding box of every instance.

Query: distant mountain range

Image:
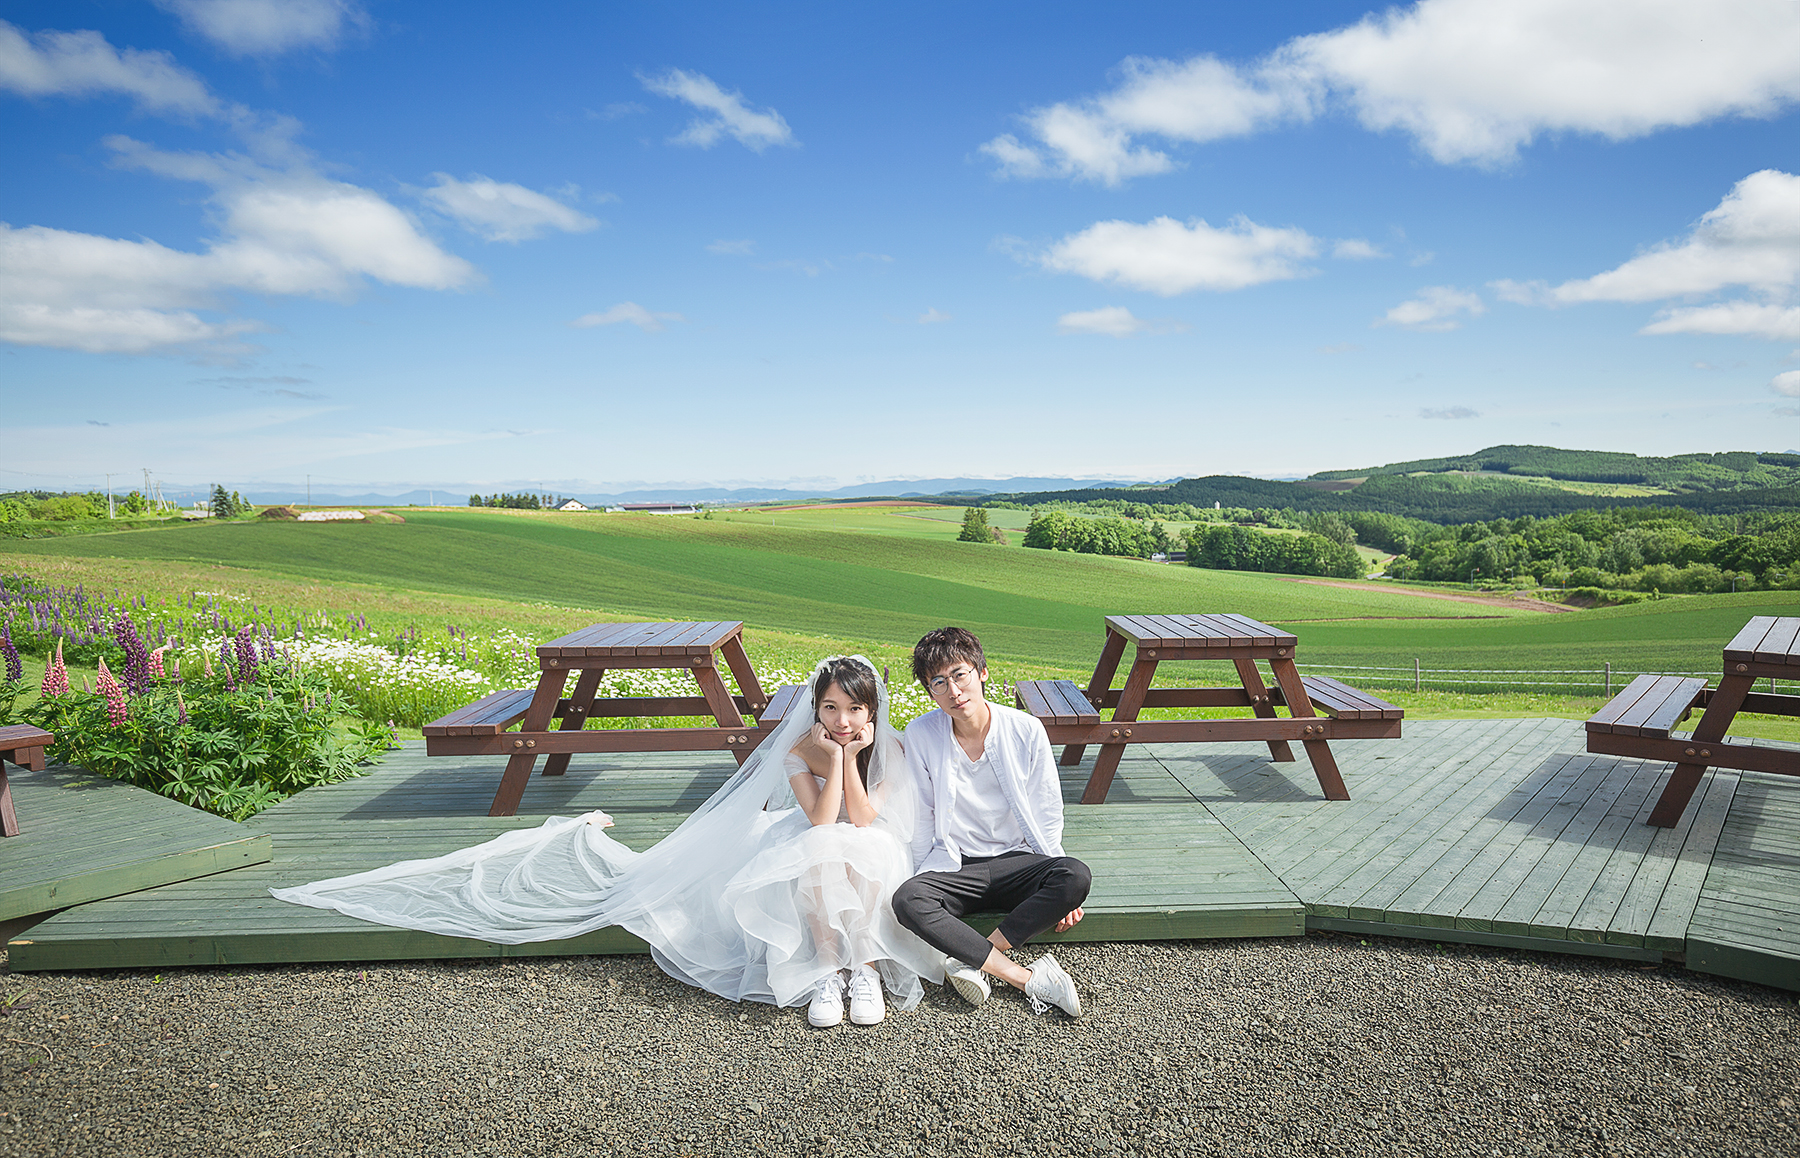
[209,476,1154,508]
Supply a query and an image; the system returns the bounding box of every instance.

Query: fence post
[1414,658,1421,693]
[1604,662,1611,697]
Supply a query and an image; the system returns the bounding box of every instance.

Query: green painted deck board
[10,722,1799,991]
[0,766,271,922]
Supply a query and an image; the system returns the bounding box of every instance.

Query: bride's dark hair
[813,657,880,785]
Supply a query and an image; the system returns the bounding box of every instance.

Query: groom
[892,627,1089,1016]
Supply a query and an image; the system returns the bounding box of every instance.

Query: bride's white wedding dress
[271,657,943,1010]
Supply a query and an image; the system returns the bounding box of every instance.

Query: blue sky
[6,0,1800,497]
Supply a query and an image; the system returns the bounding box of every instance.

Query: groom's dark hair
[911,627,986,688]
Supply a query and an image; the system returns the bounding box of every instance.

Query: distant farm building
[297,510,366,522]
[558,499,589,511]
[610,502,699,515]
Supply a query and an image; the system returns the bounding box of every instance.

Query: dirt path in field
[1276,576,1575,613]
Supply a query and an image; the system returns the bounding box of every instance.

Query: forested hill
[992,471,1800,524]
[1308,445,1800,491]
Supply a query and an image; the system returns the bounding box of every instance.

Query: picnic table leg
[1646,675,1748,827]
[1064,629,1127,767]
[1267,657,1350,802]
[490,671,568,817]
[1081,654,1156,805]
[542,666,605,777]
[0,765,17,837]
[718,635,768,716]
[1233,659,1296,763]
[693,659,753,766]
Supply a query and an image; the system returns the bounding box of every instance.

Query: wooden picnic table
[0,724,54,837]
[1015,613,1402,805]
[1586,615,1800,826]
[424,621,771,816]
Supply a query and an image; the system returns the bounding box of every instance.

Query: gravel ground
[2,933,1796,1158]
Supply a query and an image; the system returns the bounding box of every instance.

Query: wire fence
[1294,660,1787,697]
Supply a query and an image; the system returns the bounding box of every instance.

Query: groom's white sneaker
[848,965,886,1025]
[946,963,991,1007]
[1025,954,1082,1018]
[807,973,846,1028]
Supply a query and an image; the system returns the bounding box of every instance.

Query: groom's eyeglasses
[928,667,981,696]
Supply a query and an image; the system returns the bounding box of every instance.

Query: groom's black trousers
[892,851,1092,969]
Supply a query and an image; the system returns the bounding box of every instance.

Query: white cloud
[422,175,597,243]
[1642,303,1800,341]
[1498,169,1800,341]
[1056,306,1163,337]
[155,0,368,57]
[1535,171,1800,303]
[979,0,1800,182]
[1333,239,1385,260]
[1773,370,1800,396]
[571,303,684,333]
[640,69,795,152]
[0,20,221,116]
[1039,215,1319,295]
[1378,286,1486,330]
[0,136,475,357]
[707,239,756,256]
[1420,405,1481,419]
[918,308,951,324]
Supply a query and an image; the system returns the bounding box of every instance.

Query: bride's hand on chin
[808,723,844,762]
[842,722,875,760]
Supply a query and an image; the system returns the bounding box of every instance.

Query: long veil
[271,655,928,1004]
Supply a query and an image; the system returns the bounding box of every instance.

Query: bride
[271,656,941,1026]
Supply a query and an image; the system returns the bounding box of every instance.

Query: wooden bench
[1014,679,1102,728]
[0,724,55,837]
[1292,676,1405,721]
[754,684,808,733]
[1585,674,1707,740]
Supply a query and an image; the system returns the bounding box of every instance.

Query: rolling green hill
[1310,445,1800,491]
[6,509,1799,680]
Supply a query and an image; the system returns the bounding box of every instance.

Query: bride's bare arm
[790,725,847,826]
[839,723,879,827]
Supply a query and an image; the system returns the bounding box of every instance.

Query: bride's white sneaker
[807,973,846,1028]
[847,965,886,1025]
[946,963,991,1006]
[1024,954,1081,1018]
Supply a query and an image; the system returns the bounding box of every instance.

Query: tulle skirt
[271,808,942,1011]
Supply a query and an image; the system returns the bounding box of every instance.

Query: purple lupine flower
[176,687,188,725]
[113,613,152,695]
[234,626,259,684]
[218,635,234,678]
[0,623,21,685]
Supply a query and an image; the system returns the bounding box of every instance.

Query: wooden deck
[7,720,1798,991]
[0,766,271,924]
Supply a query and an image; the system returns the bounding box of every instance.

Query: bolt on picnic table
[423,621,770,816]
[1015,614,1403,805]
[1586,614,1800,827]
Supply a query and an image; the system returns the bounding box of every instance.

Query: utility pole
[142,468,151,505]
[104,473,115,518]
[306,475,312,507]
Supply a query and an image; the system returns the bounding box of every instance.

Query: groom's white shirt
[903,702,1066,875]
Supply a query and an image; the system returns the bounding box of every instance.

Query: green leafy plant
[10,619,390,821]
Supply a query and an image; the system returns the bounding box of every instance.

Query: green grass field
[12,506,1800,739]
[9,507,1798,675]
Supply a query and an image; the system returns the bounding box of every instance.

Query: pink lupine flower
[40,639,69,698]
[103,679,128,726]
[148,645,169,679]
[96,656,122,698]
